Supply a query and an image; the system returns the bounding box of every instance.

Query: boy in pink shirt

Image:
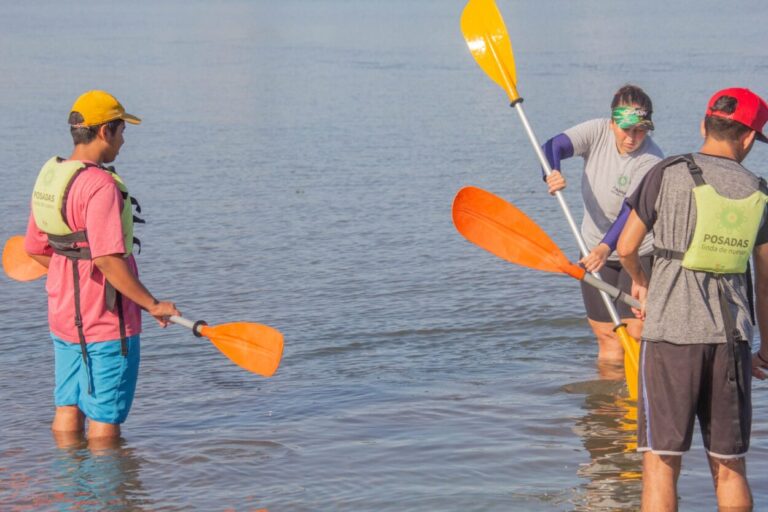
[25,90,180,442]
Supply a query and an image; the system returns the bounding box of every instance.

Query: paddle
[169,316,284,377]
[3,236,283,377]
[2,235,47,281]
[453,186,641,309]
[460,0,640,400]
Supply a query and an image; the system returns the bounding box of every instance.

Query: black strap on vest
[70,257,93,395]
[714,277,749,453]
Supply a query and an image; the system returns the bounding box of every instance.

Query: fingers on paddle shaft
[461,0,520,102]
[452,187,582,277]
[3,235,47,282]
[201,322,284,378]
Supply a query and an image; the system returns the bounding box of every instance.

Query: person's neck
[69,145,105,165]
[698,139,743,162]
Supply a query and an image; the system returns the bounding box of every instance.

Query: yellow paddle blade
[200,322,284,377]
[461,0,520,102]
[3,235,47,281]
[615,326,640,401]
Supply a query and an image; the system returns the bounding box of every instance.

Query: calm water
[2,1,768,510]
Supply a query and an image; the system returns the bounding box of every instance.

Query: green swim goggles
[612,106,654,130]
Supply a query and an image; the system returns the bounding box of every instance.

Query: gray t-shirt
[565,119,664,260]
[628,153,768,345]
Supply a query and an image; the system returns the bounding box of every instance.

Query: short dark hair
[704,95,751,142]
[611,84,653,120]
[68,112,124,145]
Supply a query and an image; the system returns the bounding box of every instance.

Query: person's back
[634,152,765,345]
[618,87,768,511]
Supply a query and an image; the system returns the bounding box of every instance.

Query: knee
[712,457,747,484]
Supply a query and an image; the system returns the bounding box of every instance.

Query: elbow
[756,280,768,302]
[92,254,118,274]
[615,240,634,261]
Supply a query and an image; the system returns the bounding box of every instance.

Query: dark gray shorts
[579,255,653,322]
[637,339,752,458]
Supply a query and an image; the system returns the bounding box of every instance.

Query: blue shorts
[53,333,140,424]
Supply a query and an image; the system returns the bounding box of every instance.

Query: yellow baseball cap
[69,90,141,127]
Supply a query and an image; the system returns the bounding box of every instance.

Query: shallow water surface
[1,0,768,510]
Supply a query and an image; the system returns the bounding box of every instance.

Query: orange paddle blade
[3,235,47,281]
[200,322,284,377]
[452,186,585,279]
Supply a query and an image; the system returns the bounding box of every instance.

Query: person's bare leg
[641,452,681,512]
[589,319,624,360]
[87,419,121,440]
[708,456,752,511]
[624,318,643,341]
[52,405,85,433]
[51,429,86,449]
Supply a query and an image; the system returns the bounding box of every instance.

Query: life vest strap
[652,247,685,260]
[714,276,748,453]
[70,257,92,395]
[48,231,91,260]
[681,154,706,186]
[116,294,128,356]
[130,196,141,214]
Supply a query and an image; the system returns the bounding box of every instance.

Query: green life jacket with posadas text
[31,156,141,256]
[653,154,768,275]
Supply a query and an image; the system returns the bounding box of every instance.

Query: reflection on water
[2,436,152,511]
[51,438,151,511]
[564,378,642,511]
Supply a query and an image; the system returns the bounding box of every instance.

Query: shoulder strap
[680,153,706,186]
[758,177,768,195]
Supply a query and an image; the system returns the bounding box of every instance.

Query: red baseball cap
[706,87,768,143]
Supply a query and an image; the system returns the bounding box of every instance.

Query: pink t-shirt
[25,162,142,343]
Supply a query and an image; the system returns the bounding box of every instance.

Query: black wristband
[758,352,768,365]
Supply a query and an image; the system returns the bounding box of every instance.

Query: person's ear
[742,130,756,151]
[96,123,111,143]
[700,120,706,139]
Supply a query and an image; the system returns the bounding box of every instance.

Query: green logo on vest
[617,175,629,188]
[718,205,746,232]
[42,165,57,185]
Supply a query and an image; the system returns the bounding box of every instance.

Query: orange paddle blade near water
[200,322,284,377]
[2,235,47,281]
[452,186,585,279]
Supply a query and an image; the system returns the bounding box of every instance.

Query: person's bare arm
[751,244,768,379]
[93,254,179,326]
[617,210,649,287]
[28,254,51,268]
[617,210,649,319]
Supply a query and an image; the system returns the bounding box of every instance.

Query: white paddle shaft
[513,103,624,325]
[169,315,196,331]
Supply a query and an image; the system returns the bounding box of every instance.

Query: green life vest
[682,184,768,274]
[31,156,138,255]
[661,156,768,275]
